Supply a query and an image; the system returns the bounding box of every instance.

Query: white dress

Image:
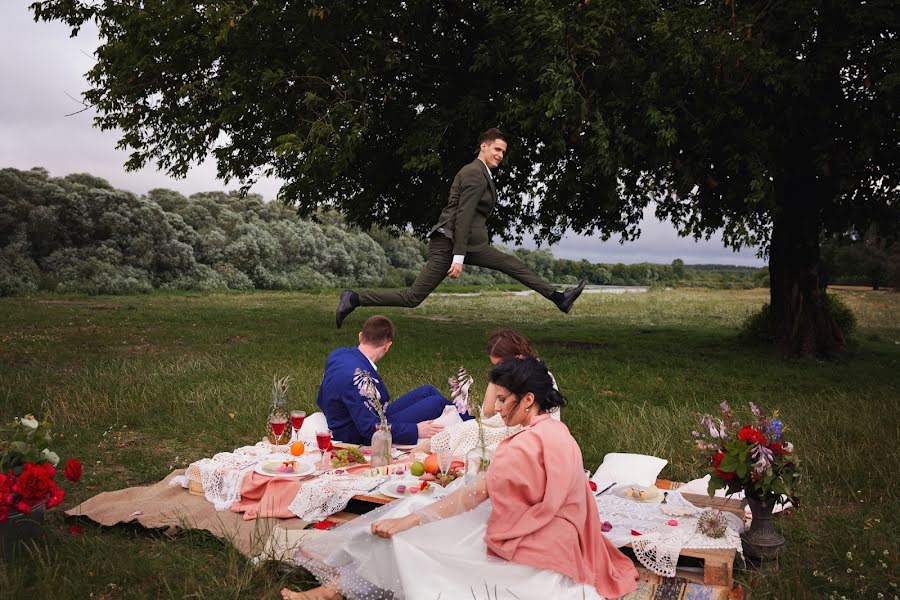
[294,481,604,600]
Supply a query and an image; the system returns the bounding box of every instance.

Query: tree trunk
[769,180,845,358]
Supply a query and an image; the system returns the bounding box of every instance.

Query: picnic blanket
[65,469,309,556]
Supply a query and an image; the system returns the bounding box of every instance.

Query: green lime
[409,461,425,477]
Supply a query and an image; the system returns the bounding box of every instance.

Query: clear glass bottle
[370,421,392,467]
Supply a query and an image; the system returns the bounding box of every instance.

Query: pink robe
[485,413,639,599]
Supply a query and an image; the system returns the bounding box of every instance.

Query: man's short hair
[478,127,508,146]
[360,316,395,345]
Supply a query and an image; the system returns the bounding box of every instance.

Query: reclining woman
[414,327,556,457]
[282,358,638,600]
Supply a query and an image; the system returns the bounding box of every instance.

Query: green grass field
[1,288,898,599]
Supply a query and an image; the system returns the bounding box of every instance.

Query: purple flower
[449,367,474,415]
[353,368,387,419]
[751,442,774,475]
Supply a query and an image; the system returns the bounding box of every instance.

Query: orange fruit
[423,453,440,475]
[290,441,305,456]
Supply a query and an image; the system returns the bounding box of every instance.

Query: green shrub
[742,293,857,342]
[828,293,857,336]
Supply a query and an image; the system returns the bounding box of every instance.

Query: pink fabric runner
[231,472,306,520]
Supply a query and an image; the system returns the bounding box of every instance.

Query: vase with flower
[1,414,82,561]
[692,401,801,561]
[447,367,490,482]
[353,369,392,467]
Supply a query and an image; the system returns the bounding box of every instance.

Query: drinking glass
[437,447,453,477]
[290,410,306,442]
[270,417,287,445]
[316,429,333,453]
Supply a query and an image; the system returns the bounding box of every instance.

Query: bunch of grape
[331,447,366,468]
[436,469,462,488]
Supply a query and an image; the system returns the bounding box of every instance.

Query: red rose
[12,463,53,505]
[769,442,787,454]
[738,426,767,445]
[15,501,32,514]
[64,459,83,483]
[0,506,8,522]
[46,484,65,509]
[713,452,735,481]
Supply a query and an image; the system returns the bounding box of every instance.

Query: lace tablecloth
[171,442,315,511]
[596,490,744,576]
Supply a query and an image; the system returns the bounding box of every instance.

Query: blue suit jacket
[315,347,418,445]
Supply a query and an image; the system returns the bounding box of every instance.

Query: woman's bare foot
[280,585,342,600]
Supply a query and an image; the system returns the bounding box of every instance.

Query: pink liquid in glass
[316,431,332,452]
[290,414,306,430]
[270,419,287,438]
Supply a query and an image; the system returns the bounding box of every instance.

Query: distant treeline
[1,167,768,296]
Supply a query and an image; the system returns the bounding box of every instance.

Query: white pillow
[299,411,329,438]
[590,452,668,488]
[432,405,464,428]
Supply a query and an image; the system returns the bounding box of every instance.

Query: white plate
[612,485,663,503]
[255,460,315,478]
[378,479,443,499]
[392,444,418,451]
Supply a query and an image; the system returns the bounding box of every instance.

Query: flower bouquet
[692,401,801,560]
[1,414,82,559]
[353,368,392,467]
[692,401,800,505]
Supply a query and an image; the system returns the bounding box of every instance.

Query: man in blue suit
[316,315,454,445]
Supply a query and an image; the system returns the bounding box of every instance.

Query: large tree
[32,0,898,356]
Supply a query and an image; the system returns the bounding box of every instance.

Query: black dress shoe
[556,279,587,314]
[336,290,359,329]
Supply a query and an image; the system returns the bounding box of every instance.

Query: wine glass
[270,417,287,446]
[437,447,452,478]
[316,429,333,453]
[290,410,306,442]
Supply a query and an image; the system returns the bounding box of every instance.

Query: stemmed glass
[270,417,288,446]
[290,410,306,442]
[316,429,333,453]
[437,447,453,478]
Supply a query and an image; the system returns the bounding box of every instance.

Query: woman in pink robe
[284,357,638,600]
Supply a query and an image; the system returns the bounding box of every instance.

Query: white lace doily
[288,474,389,522]
[596,490,744,577]
[429,413,520,456]
[171,442,300,511]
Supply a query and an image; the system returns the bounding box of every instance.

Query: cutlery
[595,482,616,497]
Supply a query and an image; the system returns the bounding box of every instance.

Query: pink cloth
[230,472,303,520]
[485,414,639,599]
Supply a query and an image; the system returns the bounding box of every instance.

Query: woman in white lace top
[414,328,555,457]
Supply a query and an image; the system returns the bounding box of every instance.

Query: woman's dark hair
[489,358,567,414]
[486,328,538,360]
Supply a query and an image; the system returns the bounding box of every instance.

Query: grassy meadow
[1,287,898,599]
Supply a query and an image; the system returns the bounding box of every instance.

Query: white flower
[846,551,853,559]
[19,415,39,430]
[40,449,60,466]
[784,442,794,452]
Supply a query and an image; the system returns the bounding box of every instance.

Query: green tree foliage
[822,227,900,290]
[0,167,395,294]
[1,168,767,295]
[30,0,897,356]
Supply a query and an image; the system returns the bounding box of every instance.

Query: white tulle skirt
[294,491,605,600]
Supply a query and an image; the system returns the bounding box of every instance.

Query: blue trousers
[385,385,474,443]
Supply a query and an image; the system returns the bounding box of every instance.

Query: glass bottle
[370,421,392,467]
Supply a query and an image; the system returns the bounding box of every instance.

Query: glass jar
[370,421,392,467]
[465,445,493,483]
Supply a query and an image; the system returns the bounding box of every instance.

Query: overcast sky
[1,2,765,266]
